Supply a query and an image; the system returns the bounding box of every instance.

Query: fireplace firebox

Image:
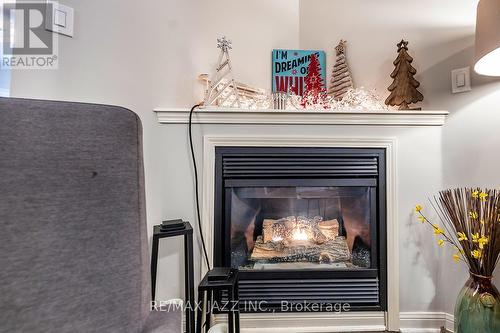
[214,147,387,312]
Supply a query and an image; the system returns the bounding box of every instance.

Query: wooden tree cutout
[385,40,423,110]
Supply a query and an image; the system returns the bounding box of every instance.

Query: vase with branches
[415,188,500,332]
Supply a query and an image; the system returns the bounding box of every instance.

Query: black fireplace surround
[214,147,387,312]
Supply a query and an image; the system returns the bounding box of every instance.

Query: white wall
[9,0,500,318]
[299,0,500,314]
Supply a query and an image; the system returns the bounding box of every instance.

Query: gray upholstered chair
[0,98,181,333]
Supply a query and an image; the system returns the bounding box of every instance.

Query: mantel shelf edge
[154,107,449,126]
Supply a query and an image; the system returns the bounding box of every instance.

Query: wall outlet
[45,1,74,37]
[451,67,471,93]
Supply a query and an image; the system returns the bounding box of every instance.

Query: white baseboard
[213,311,386,332]
[400,312,454,333]
[196,311,455,333]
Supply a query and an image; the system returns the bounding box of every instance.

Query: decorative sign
[272,49,326,96]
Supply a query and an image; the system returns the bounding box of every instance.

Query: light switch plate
[54,9,67,27]
[46,1,74,37]
[451,67,471,93]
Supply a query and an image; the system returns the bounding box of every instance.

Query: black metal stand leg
[228,312,234,332]
[151,235,159,302]
[233,284,240,333]
[196,289,204,333]
[227,288,234,333]
[185,233,195,333]
[205,291,212,333]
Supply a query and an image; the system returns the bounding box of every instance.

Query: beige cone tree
[328,40,353,101]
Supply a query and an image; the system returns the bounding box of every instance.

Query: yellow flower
[469,211,478,219]
[472,233,480,243]
[471,250,482,259]
[418,216,425,223]
[478,236,489,249]
[453,253,461,262]
[472,190,479,199]
[438,239,445,247]
[457,232,468,241]
[415,205,423,213]
[479,192,489,201]
[433,225,444,235]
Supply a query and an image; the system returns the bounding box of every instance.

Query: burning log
[251,216,350,264]
[318,219,340,240]
[262,216,339,244]
[251,236,350,263]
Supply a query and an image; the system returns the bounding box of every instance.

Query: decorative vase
[454,272,500,333]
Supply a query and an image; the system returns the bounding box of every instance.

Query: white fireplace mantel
[155,108,452,332]
[154,107,448,126]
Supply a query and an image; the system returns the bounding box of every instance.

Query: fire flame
[291,228,308,241]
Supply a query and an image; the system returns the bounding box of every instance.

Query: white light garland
[205,83,392,111]
[329,87,392,111]
[288,87,393,111]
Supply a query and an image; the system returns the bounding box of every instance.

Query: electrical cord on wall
[189,104,212,271]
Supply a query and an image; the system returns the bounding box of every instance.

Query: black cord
[189,104,211,271]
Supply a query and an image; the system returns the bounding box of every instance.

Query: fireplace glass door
[228,184,376,271]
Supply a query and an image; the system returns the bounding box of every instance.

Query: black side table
[196,269,240,333]
[151,222,194,333]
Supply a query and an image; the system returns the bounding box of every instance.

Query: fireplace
[214,147,387,312]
